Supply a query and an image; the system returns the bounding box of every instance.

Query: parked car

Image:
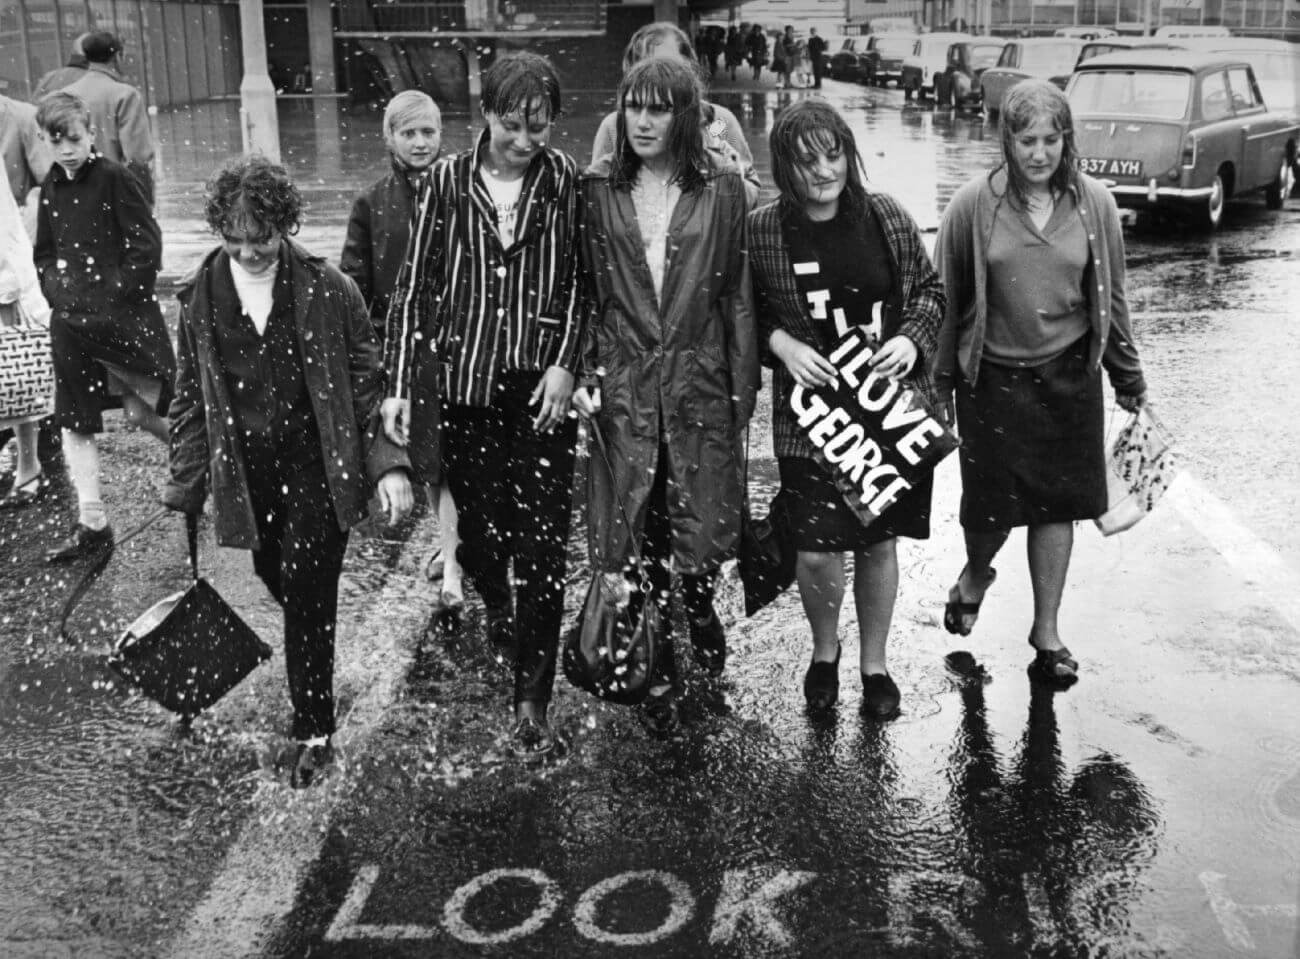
[828,37,872,82]
[1066,50,1299,228]
[978,38,1082,115]
[1075,37,1184,70]
[901,32,972,101]
[866,32,919,87]
[934,37,1010,108]
[1054,26,1117,40]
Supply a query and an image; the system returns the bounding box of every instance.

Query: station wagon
[1066,50,1299,228]
[979,38,1083,116]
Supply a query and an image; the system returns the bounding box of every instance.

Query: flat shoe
[688,609,727,677]
[45,523,114,563]
[803,644,841,711]
[0,471,48,509]
[1029,642,1079,687]
[509,715,556,760]
[290,739,333,788]
[861,671,901,720]
[943,568,997,636]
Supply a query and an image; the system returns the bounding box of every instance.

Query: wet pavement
[2,77,1300,958]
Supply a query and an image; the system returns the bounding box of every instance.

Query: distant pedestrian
[749,99,945,719]
[589,22,760,207]
[724,26,746,82]
[0,161,53,508]
[164,156,413,788]
[0,91,51,234]
[807,28,827,89]
[34,92,173,563]
[32,33,90,100]
[776,26,797,88]
[62,30,155,202]
[574,56,758,733]
[933,79,1149,686]
[382,53,588,760]
[746,25,768,81]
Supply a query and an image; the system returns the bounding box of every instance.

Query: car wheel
[1196,171,1227,230]
[1264,153,1294,210]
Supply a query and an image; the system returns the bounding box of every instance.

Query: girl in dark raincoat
[33,92,173,563]
[574,57,759,733]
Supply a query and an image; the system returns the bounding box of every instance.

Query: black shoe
[803,645,841,711]
[688,609,727,677]
[510,714,556,760]
[485,606,516,667]
[45,523,114,564]
[290,739,333,788]
[641,688,680,737]
[861,672,901,720]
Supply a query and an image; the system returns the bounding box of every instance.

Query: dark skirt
[778,455,932,552]
[956,335,1105,532]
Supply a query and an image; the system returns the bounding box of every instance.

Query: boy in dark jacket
[340,90,467,632]
[164,157,413,787]
[34,92,173,563]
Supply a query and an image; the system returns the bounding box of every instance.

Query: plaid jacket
[748,192,946,460]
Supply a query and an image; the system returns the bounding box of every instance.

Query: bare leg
[796,550,844,662]
[437,483,464,603]
[13,421,41,486]
[120,392,169,442]
[854,538,898,676]
[949,527,1009,632]
[1026,522,1072,651]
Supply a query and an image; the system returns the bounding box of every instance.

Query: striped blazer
[748,192,946,460]
[384,131,588,408]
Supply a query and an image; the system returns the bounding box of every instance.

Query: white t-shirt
[631,169,681,304]
[229,258,278,335]
[480,168,525,245]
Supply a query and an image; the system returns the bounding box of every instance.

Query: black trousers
[443,372,577,707]
[246,450,348,740]
[634,446,717,687]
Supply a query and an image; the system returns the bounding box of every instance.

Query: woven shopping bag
[0,302,54,421]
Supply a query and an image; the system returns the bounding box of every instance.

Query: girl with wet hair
[574,56,758,734]
[934,78,1149,687]
[589,22,760,205]
[749,98,945,719]
[165,155,414,787]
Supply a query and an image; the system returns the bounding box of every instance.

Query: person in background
[933,79,1148,687]
[776,26,796,89]
[382,53,588,760]
[574,56,758,734]
[746,25,768,82]
[807,27,827,90]
[0,162,53,507]
[34,92,172,563]
[0,90,51,236]
[589,22,761,207]
[32,33,90,100]
[340,90,469,632]
[63,31,156,202]
[165,156,413,788]
[749,99,945,719]
[724,26,746,83]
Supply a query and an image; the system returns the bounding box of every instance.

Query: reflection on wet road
[2,79,1299,957]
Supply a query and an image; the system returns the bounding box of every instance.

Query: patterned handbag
[1095,405,1177,536]
[0,301,54,422]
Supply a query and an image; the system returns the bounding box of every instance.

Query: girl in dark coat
[164,157,413,787]
[574,57,758,733]
[749,99,945,719]
[33,92,173,563]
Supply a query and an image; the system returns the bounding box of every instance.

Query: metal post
[238,0,281,161]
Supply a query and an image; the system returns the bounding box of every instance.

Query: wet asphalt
[1,78,1299,958]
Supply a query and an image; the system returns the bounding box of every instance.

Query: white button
[497,308,506,317]
[496,266,507,277]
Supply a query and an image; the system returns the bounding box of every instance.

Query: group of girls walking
[10,20,1150,785]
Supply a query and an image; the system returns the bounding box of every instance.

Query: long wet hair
[996,78,1080,208]
[769,99,870,221]
[609,57,707,194]
[204,155,302,238]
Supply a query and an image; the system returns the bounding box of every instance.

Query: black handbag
[99,511,272,720]
[739,489,796,617]
[562,420,662,706]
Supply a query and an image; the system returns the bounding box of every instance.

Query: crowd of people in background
[0,22,1151,786]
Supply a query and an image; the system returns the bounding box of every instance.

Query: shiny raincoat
[579,163,758,575]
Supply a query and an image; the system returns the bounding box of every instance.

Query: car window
[971,44,1005,69]
[1200,70,1232,120]
[1020,42,1079,72]
[878,36,916,58]
[997,45,1016,67]
[1068,70,1192,118]
[1225,66,1261,112]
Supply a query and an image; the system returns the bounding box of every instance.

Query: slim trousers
[442,372,577,706]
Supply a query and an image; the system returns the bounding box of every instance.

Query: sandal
[0,472,47,509]
[943,568,996,636]
[1029,641,1079,687]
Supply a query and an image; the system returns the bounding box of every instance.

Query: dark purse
[739,489,796,617]
[561,419,662,706]
[97,511,272,721]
